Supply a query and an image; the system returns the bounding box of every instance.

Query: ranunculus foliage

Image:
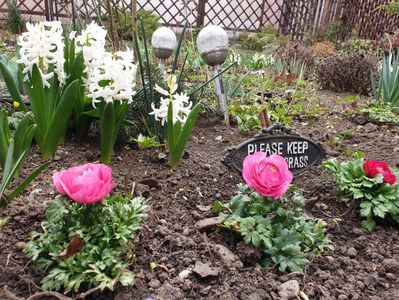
[364,160,397,186]
[242,152,293,199]
[53,163,116,204]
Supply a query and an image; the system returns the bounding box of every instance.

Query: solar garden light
[151,27,177,73]
[196,25,229,125]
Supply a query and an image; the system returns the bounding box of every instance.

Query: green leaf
[212,201,229,213]
[362,218,376,230]
[119,271,135,286]
[169,103,201,168]
[0,60,27,111]
[40,80,78,158]
[100,102,115,164]
[5,160,50,203]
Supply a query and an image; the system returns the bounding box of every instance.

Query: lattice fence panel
[342,0,399,39]
[204,0,263,31]
[0,0,47,22]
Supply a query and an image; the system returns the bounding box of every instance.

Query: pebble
[15,241,26,251]
[194,216,225,232]
[148,279,161,289]
[213,244,243,268]
[278,280,300,299]
[337,295,348,300]
[347,247,357,258]
[382,258,399,274]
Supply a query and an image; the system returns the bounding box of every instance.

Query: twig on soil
[131,181,136,195]
[2,286,24,300]
[5,252,11,267]
[26,292,73,300]
[315,203,356,219]
[202,233,213,258]
[76,286,103,299]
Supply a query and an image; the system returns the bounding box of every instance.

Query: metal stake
[214,65,229,126]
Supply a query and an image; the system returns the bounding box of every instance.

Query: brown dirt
[1,91,399,300]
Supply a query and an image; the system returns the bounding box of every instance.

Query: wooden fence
[0,0,398,40]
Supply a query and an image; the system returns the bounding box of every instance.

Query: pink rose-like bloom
[53,163,116,204]
[364,159,397,186]
[242,152,293,200]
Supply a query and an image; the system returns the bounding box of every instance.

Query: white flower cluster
[150,75,193,125]
[70,21,107,75]
[87,50,137,107]
[17,21,65,87]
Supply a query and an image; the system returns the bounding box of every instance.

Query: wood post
[196,0,207,27]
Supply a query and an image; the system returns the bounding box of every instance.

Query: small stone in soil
[347,247,357,258]
[193,261,221,278]
[278,280,300,300]
[148,279,161,289]
[213,244,243,268]
[15,241,26,251]
[194,216,225,232]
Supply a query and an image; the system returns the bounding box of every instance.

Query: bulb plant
[0,110,50,206]
[150,74,201,168]
[0,21,83,160]
[25,163,148,293]
[213,152,333,273]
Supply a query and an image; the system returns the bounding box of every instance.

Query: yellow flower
[13,101,20,109]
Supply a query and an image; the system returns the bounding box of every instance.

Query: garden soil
[1,91,399,300]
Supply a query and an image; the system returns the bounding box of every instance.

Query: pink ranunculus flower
[242,152,293,200]
[52,163,116,204]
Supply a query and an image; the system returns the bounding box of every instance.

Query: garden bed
[1,91,398,300]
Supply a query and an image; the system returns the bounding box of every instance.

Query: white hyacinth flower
[150,92,193,126]
[17,21,65,87]
[74,21,107,76]
[87,49,137,107]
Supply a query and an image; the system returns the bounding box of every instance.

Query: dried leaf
[59,234,84,259]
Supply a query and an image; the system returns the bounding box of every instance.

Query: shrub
[342,37,376,55]
[316,52,378,94]
[238,25,282,51]
[7,0,24,34]
[323,155,399,230]
[111,8,160,40]
[311,41,335,57]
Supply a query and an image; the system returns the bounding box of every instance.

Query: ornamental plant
[25,163,148,292]
[68,22,137,163]
[0,21,83,159]
[0,109,49,206]
[323,154,399,230]
[150,74,201,168]
[213,152,333,273]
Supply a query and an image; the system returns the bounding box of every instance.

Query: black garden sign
[223,124,327,175]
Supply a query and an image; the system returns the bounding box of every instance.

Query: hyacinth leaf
[113,102,129,146]
[0,110,11,168]
[0,143,26,201]
[100,101,115,164]
[12,112,35,165]
[25,64,46,137]
[41,80,79,159]
[76,108,99,140]
[167,100,176,152]
[5,160,50,205]
[168,103,201,168]
[171,21,188,75]
[0,60,27,111]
